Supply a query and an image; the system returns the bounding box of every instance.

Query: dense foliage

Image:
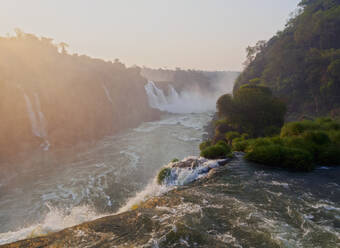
[234,0,340,119]
[232,118,340,171]
[215,84,286,138]
[200,140,231,159]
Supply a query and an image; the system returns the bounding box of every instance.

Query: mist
[143,70,239,114]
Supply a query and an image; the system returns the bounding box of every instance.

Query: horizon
[1,0,300,71]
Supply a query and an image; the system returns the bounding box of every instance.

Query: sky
[0,0,300,71]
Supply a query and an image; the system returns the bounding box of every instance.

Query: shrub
[281,147,314,171]
[241,133,249,140]
[216,140,231,154]
[323,121,340,131]
[302,131,331,146]
[245,144,283,166]
[171,158,179,163]
[316,117,333,125]
[280,120,319,137]
[157,167,171,185]
[217,85,286,138]
[245,144,314,171]
[328,130,340,144]
[199,140,211,151]
[247,137,274,150]
[282,136,318,155]
[232,139,249,152]
[317,145,340,166]
[280,122,304,137]
[216,140,229,148]
[200,145,230,159]
[225,131,240,144]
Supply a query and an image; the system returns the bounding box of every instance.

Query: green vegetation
[245,145,314,171]
[234,0,340,119]
[199,140,231,159]
[199,141,212,151]
[171,158,179,163]
[216,84,286,138]
[157,167,171,185]
[202,84,285,160]
[206,0,340,171]
[232,118,340,171]
[225,131,240,145]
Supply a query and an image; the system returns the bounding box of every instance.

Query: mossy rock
[157,167,171,185]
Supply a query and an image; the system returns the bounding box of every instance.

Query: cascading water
[144,81,218,113]
[23,91,50,151]
[1,83,338,247]
[144,81,168,109]
[101,83,113,104]
[23,93,41,138]
[0,110,210,245]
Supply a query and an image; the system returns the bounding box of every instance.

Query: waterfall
[144,81,168,109]
[23,92,50,151]
[144,81,216,114]
[34,93,48,138]
[101,83,113,104]
[23,93,41,138]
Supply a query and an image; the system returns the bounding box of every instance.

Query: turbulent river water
[0,112,211,245]
[0,82,339,247]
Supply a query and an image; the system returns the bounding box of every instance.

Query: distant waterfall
[23,92,50,151]
[101,83,113,104]
[144,81,168,108]
[23,93,41,138]
[144,81,216,114]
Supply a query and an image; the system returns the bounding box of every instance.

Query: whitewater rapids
[0,112,212,245]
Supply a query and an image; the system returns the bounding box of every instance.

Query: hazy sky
[1,0,300,71]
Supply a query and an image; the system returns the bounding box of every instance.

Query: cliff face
[234,0,340,120]
[0,33,160,162]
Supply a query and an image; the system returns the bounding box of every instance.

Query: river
[0,82,339,247]
[0,112,212,245]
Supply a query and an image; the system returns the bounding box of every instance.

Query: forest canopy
[234,0,340,120]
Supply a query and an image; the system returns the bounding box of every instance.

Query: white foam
[117,157,227,214]
[144,81,217,114]
[163,157,222,186]
[120,150,140,168]
[117,179,169,214]
[0,204,104,245]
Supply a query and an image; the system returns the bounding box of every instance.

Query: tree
[217,85,286,137]
[59,42,69,54]
[243,40,266,67]
[234,0,340,119]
